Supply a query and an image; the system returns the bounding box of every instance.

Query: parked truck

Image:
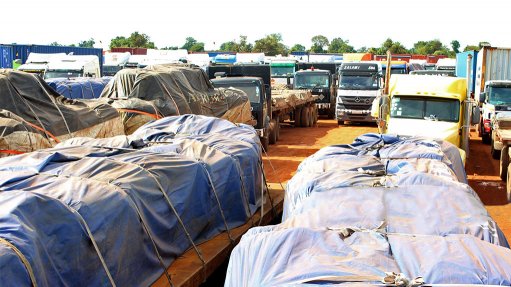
[372,74,479,163]
[207,64,317,150]
[17,52,66,77]
[103,52,131,76]
[269,59,296,87]
[336,62,382,125]
[474,46,511,144]
[44,55,101,79]
[293,66,336,118]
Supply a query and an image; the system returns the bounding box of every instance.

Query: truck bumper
[336,108,374,122]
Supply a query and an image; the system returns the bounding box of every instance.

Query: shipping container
[0,45,13,68]
[426,54,448,63]
[456,50,478,94]
[474,46,511,99]
[375,54,412,62]
[110,47,147,55]
[2,44,103,74]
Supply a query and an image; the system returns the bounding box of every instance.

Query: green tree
[378,38,409,54]
[189,42,205,52]
[463,45,480,52]
[49,41,63,46]
[290,44,306,52]
[181,37,198,50]
[479,41,491,48]
[219,35,253,52]
[451,40,460,54]
[78,38,95,48]
[161,46,179,50]
[253,33,288,56]
[328,38,355,53]
[310,35,329,53]
[412,39,447,55]
[357,46,368,53]
[110,32,155,49]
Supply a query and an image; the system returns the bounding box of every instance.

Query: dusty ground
[263,118,511,241]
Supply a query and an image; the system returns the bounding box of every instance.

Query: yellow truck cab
[373,74,479,163]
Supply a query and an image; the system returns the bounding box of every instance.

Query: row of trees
[52,32,490,57]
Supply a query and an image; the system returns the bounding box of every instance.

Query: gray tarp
[225,134,511,286]
[100,64,252,134]
[0,70,124,155]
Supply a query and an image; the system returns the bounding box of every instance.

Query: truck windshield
[103,65,123,76]
[44,70,82,79]
[294,73,329,89]
[339,75,378,90]
[271,66,295,77]
[390,96,460,122]
[213,82,261,103]
[488,86,511,105]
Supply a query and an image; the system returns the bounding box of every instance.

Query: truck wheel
[491,135,500,159]
[274,115,280,141]
[308,106,315,126]
[482,130,491,144]
[500,146,509,181]
[294,108,302,127]
[261,135,269,152]
[507,164,511,202]
[301,106,310,127]
[269,120,277,144]
[338,120,345,126]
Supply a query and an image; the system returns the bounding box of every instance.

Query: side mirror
[479,92,487,103]
[214,72,226,78]
[370,97,380,118]
[471,105,481,125]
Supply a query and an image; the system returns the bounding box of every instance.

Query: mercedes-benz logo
[355,97,361,103]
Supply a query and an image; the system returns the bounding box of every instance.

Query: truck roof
[390,74,467,101]
[486,80,511,86]
[295,69,330,74]
[211,76,263,84]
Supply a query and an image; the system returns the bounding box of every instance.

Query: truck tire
[294,108,302,127]
[482,132,491,144]
[261,135,269,152]
[274,115,280,141]
[507,164,511,203]
[338,120,345,126]
[500,146,509,181]
[269,120,277,144]
[491,134,500,159]
[312,106,318,125]
[308,106,315,126]
[301,106,310,127]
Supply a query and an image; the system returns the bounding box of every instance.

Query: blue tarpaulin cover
[225,133,511,286]
[46,77,112,99]
[0,115,263,286]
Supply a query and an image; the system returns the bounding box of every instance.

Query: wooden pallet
[152,183,285,287]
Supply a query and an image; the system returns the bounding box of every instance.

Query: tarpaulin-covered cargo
[46,77,112,99]
[0,115,264,286]
[0,70,123,155]
[225,133,511,286]
[100,64,252,134]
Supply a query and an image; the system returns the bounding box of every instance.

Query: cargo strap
[233,159,256,227]
[0,149,25,155]
[199,162,235,245]
[0,237,38,287]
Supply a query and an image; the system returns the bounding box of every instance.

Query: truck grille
[340,96,373,110]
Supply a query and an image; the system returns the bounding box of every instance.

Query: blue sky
[3,0,510,51]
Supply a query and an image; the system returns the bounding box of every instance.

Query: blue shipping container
[0,45,13,68]
[2,44,103,75]
[456,50,478,94]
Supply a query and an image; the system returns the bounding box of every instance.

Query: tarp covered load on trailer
[0,115,264,286]
[225,133,511,286]
[46,77,112,99]
[0,70,123,155]
[101,64,252,134]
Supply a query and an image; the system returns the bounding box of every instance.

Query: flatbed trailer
[491,113,511,201]
[271,89,318,128]
[152,183,284,287]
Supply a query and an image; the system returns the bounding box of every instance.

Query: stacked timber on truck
[271,88,317,127]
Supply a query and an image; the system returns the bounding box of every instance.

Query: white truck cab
[44,55,101,79]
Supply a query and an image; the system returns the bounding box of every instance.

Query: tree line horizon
[48,32,490,57]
